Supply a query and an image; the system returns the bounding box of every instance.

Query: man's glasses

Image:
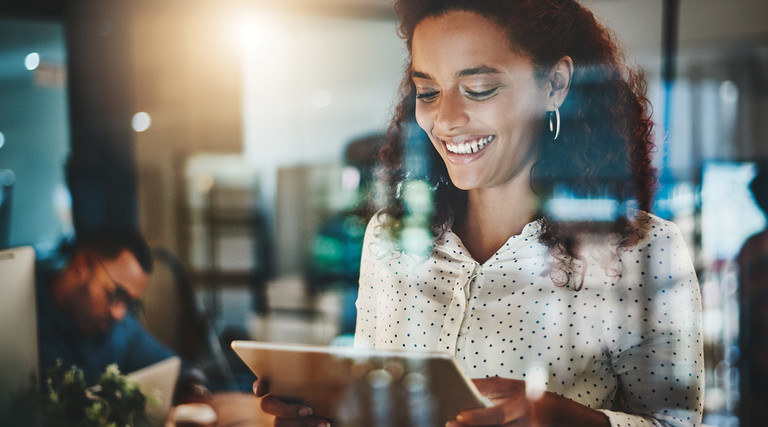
[95,258,144,314]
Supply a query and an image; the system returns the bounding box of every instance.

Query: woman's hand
[447,377,609,427]
[252,378,330,427]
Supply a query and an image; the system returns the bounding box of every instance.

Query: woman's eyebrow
[412,65,501,81]
[456,65,501,78]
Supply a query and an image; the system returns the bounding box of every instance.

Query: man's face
[67,249,150,335]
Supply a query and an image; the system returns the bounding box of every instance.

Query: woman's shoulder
[626,210,688,249]
[363,210,389,240]
[621,210,697,276]
[361,210,401,260]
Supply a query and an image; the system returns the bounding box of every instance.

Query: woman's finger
[252,378,269,397]
[455,395,529,425]
[455,405,509,425]
[260,395,314,419]
[471,377,525,400]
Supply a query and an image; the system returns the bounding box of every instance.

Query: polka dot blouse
[354,213,704,427]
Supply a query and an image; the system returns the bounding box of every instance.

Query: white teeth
[446,136,494,154]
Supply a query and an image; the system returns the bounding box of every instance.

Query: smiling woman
[254,1,703,426]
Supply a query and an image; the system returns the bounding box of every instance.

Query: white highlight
[367,369,393,388]
[341,166,360,190]
[719,80,738,105]
[25,52,40,70]
[132,112,151,132]
[524,361,548,401]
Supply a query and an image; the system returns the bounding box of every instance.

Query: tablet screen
[231,340,489,427]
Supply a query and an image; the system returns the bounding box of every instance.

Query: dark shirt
[36,264,175,385]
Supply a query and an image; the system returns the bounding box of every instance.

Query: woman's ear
[548,56,573,107]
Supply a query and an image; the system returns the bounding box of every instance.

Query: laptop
[0,246,39,409]
[126,356,181,427]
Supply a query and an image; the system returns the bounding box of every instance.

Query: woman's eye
[464,87,500,100]
[416,90,439,103]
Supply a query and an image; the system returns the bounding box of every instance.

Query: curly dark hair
[378,0,657,275]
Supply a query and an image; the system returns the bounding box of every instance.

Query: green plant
[41,362,157,427]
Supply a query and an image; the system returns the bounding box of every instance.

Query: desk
[209,392,274,427]
[171,392,274,427]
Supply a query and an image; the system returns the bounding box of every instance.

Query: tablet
[231,340,490,427]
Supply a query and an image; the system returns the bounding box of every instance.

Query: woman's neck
[453,177,539,264]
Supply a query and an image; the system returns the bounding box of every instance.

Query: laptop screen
[0,246,39,406]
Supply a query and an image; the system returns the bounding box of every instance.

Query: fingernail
[252,382,258,394]
[298,406,313,417]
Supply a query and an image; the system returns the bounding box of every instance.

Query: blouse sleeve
[353,214,383,349]
[598,219,704,427]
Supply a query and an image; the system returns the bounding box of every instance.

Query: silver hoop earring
[548,105,560,140]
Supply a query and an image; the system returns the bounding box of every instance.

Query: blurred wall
[0,18,70,251]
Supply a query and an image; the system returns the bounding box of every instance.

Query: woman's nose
[434,91,469,132]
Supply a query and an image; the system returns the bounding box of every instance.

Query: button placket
[460,267,483,336]
[437,262,479,355]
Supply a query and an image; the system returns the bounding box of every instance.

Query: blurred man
[36,228,207,399]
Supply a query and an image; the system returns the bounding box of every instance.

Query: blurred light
[703,308,724,342]
[366,369,393,389]
[0,131,5,149]
[719,80,738,104]
[403,372,427,392]
[25,52,40,70]
[403,180,432,215]
[0,169,15,186]
[704,386,726,412]
[524,361,548,401]
[131,112,151,132]
[341,166,360,190]
[239,22,255,47]
[383,361,405,380]
[544,195,620,222]
[239,14,280,56]
[401,226,432,256]
[310,89,333,108]
[350,361,373,379]
[53,184,73,234]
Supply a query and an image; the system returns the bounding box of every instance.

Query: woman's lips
[444,135,495,154]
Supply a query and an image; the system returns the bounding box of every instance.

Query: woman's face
[412,11,550,192]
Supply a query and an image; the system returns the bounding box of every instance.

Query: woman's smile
[442,134,495,155]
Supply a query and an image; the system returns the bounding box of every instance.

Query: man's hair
[73,227,153,274]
